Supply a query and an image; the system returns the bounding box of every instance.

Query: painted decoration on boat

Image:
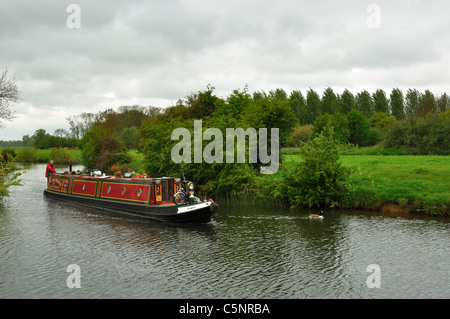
[100,182,151,203]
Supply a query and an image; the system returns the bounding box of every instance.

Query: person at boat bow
[46,160,56,182]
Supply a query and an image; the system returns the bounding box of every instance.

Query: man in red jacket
[46,160,56,183]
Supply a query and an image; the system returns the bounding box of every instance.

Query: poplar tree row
[285,87,449,125]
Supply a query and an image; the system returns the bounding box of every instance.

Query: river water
[1,163,449,299]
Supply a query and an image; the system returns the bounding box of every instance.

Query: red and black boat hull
[44,174,217,223]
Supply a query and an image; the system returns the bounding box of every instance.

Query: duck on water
[309,211,324,219]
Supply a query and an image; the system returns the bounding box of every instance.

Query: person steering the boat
[46,160,56,183]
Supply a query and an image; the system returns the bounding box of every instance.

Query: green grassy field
[282,151,450,211]
[6,147,83,163]
[9,148,144,168]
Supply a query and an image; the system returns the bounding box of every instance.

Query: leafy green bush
[1,152,13,163]
[80,126,126,171]
[1,148,17,158]
[49,148,73,164]
[273,125,351,208]
[0,164,23,198]
[312,113,349,144]
[13,147,39,162]
[347,109,372,146]
[106,152,132,174]
[288,125,313,147]
[384,111,450,154]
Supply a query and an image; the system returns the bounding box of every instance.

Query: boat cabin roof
[54,172,182,182]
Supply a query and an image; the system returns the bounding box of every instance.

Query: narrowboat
[43,171,218,223]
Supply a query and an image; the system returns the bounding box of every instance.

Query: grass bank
[8,147,83,164]
[10,148,144,169]
[281,150,450,216]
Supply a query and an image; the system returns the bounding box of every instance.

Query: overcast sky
[1,0,449,140]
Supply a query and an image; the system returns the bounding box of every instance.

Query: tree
[32,129,48,149]
[405,89,420,119]
[436,93,449,114]
[275,125,350,208]
[372,89,389,114]
[251,91,262,102]
[384,111,450,155]
[139,118,190,177]
[338,89,355,114]
[76,107,149,171]
[289,90,307,123]
[305,88,321,124]
[312,113,349,144]
[347,109,371,146]
[22,134,33,147]
[243,91,298,147]
[416,90,436,118]
[116,106,150,128]
[370,112,397,130]
[117,105,149,115]
[0,69,21,127]
[185,85,222,119]
[321,87,338,115]
[66,112,96,139]
[146,105,163,118]
[269,88,288,100]
[390,88,404,120]
[79,125,128,172]
[214,87,252,121]
[120,126,139,149]
[355,90,374,118]
[164,101,189,120]
[53,128,70,138]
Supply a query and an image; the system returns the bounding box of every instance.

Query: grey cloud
[1,0,450,140]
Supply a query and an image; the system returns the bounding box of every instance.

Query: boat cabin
[151,177,183,205]
[47,171,188,207]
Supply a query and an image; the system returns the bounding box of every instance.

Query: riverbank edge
[215,193,450,217]
[352,200,449,217]
[7,152,449,217]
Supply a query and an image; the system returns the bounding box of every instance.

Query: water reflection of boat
[43,171,217,223]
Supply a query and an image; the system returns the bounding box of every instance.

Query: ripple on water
[1,165,449,298]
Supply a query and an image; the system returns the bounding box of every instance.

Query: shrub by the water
[49,148,73,164]
[13,147,39,162]
[0,164,23,198]
[274,125,351,208]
